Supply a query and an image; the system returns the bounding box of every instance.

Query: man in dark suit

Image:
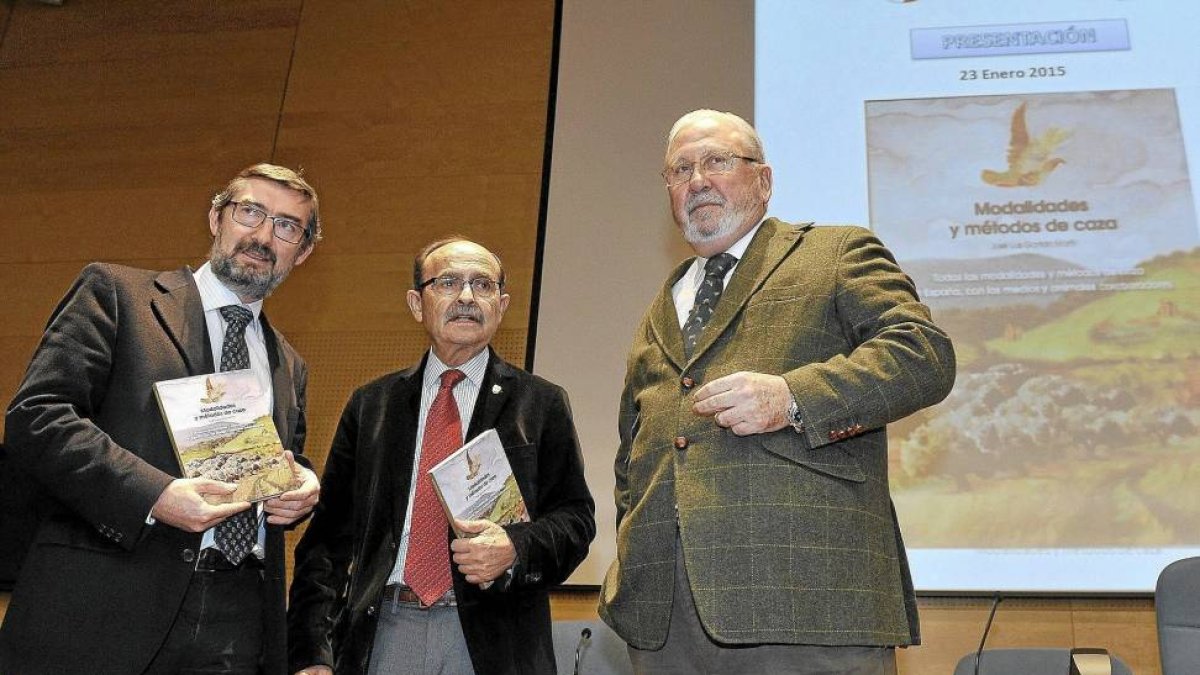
[1,164,323,675]
[287,237,595,675]
[597,110,956,674]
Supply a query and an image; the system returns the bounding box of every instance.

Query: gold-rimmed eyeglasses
[662,152,759,187]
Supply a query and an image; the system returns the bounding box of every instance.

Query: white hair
[666,109,765,161]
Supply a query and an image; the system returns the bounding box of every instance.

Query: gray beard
[209,245,285,300]
[681,197,749,246]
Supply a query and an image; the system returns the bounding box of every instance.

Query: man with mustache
[288,237,595,675]
[2,164,323,674]
[598,110,956,674]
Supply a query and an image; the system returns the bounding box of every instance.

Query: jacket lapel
[388,359,426,535]
[688,219,808,362]
[151,267,213,377]
[646,259,695,371]
[259,313,294,448]
[465,349,514,442]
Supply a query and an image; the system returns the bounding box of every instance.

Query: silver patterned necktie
[212,305,257,565]
[682,252,737,358]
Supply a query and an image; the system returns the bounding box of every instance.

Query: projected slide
[758,2,1200,591]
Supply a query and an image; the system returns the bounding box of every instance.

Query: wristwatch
[786,397,804,433]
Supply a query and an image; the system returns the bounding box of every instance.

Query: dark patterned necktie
[682,252,737,358]
[213,304,257,565]
[403,369,466,605]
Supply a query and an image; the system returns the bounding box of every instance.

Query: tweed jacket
[287,350,596,675]
[598,219,955,649]
[1,263,309,675]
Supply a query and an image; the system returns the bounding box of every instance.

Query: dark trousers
[142,564,264,675]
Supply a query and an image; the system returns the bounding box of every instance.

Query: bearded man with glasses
[288,237,595,675]
[598,110,956,675]
[2,164,323,674]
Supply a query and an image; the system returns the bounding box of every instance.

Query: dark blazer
[287,350,595,675]
[0,263,309,675]
[599,220,956,649]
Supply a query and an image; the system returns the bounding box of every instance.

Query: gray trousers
[367,598,475,675]
[629,537,898,675]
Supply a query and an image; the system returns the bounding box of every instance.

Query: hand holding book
[450,518,516,585]
[429,429,528,588]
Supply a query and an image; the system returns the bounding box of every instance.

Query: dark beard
[209,241,284,300]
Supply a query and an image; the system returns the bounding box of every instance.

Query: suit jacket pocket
[35,512,126,552]
[757,433,867,483]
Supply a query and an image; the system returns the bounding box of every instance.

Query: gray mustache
[236,241,276,264]
[446,307,483,322]
[685,193,725,211]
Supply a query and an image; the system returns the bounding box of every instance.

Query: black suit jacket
[287,350,595,675]
[0,263,309,675]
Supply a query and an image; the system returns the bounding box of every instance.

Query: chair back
[1157,556,1200,675]
[952,648,1132,675]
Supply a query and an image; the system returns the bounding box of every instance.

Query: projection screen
[537,0,1200,591]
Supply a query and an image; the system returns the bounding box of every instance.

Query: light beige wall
[0,2,1162,673]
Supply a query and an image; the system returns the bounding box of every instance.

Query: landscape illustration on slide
[866,89,1200,548]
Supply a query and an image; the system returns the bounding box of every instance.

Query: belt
[195,547,264,572]
[382,584,457,609]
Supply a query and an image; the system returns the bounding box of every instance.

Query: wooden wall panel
[0,0,306,442]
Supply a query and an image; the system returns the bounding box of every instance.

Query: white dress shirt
[671,221,763,327]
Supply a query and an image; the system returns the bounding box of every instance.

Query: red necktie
[403,368,466,605]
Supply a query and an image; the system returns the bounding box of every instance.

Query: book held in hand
[153,369,298,504]
[429,428,529,538]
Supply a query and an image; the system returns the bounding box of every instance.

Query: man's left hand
[451,519,516,585]
[692,371,792,436]
[264,451,320,525]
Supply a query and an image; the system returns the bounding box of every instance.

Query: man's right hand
[150,478,250,532]
[295,667,333,675]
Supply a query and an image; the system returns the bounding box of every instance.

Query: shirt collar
[721,219,763,261]
[423,347,490,389]
[194,262,264,321]
[693,218,764,271]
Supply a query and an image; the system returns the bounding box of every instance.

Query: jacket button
[367,605,377,617]
[181,548,195,563]
[673,436,688,450]
[681,376,695,390]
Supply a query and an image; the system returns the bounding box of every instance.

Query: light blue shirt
[387,348,490,585]
[193,262,270,558]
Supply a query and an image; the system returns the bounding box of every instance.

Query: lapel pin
[492,384,502,394]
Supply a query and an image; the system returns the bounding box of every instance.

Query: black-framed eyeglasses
[662,152,759,187]
[228,201,308,245]
[418,275,502,298]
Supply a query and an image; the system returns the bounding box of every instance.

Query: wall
[0,1,1163,673]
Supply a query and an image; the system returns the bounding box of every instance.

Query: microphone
[573,627,592,675]
[973,593,1003,675]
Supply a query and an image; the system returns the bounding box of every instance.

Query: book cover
[153,369,298,504]
[429,428,529,538]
